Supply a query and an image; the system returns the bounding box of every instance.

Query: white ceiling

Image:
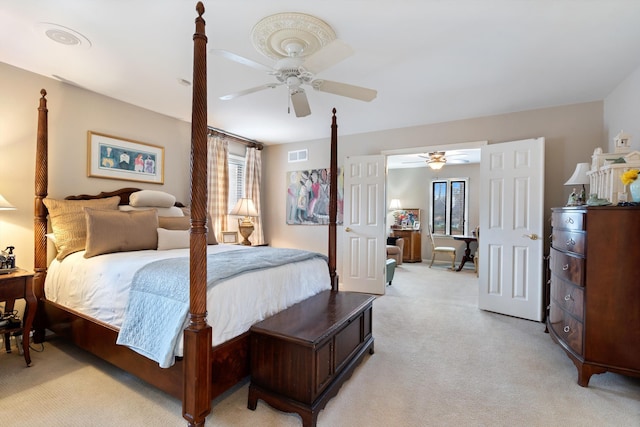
[2,1,640,145]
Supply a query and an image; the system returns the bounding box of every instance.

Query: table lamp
[564,162,590,206]
[230,198,258,245]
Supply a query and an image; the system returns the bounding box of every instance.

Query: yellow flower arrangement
[621,169,639,186]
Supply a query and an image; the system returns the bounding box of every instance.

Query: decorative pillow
[84,208,159,258]
[43,196,121,260]
[158,215,218,245]
[157,228,190,250]
[119,205,184,217]
[129,190,176,207]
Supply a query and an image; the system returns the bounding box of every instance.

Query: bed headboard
[63,187,186,207]
[64,187,142,205]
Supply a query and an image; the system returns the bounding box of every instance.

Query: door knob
[345,227,352,232]
[523,233,539,240]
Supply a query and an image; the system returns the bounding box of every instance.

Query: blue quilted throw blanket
[116,247,327,368]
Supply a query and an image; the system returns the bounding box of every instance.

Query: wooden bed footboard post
[33,89,48,343]
[329,108,339,291]
[183,3,212,427]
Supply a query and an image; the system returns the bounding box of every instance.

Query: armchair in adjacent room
[386,237,405,265]
[427,227,456,269]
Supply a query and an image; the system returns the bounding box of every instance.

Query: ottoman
[386,258,397,285]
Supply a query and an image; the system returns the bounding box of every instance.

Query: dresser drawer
[551,211,585,231]
[551,229,586,255]
[550,276,584,320]
[549,301,584,356]
[549,248,584,286]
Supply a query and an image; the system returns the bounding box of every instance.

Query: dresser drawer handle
[564,294,572,301]
[565,217,574,224]
[566,238,575,247]
[562,264,569,271]
[563,326,570,333]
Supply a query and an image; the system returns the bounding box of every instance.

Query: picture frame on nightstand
[221,231,238,244]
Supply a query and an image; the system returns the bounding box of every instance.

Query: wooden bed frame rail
[33,3,339,426]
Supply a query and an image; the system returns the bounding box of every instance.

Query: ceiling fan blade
[302,39,354,74]
[312,79,377,102]
[219,83,281,100]
[290,89,311,117]
[211,49,273,72]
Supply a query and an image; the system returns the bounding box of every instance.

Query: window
[430,178,469,236]
[228,154,245,213]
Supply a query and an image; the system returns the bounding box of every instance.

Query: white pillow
[130,190,176,208]
[157,228,190,250]
[119,205,184,217]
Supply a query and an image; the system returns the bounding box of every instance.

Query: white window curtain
[244,146,264,245]
[207,135,229,242]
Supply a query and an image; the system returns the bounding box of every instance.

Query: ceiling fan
[212,13,377,117]
[401,151,471,170]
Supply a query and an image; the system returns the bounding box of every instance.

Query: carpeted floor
[1,262,638,426]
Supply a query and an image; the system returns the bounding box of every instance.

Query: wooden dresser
[391,229,422,262]
[248,290,375,426]
[548,206,640,386]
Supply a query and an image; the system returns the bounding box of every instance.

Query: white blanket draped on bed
[116,248,327,368]
[44,244,331,365]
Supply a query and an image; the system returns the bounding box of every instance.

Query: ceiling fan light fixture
[428,160,446,170]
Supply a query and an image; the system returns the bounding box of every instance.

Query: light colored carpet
[1,263,638,426]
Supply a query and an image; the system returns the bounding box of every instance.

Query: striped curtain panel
[244,146,264,245]
[207,135,229,242]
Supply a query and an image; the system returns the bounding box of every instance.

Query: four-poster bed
[32,3,366,427]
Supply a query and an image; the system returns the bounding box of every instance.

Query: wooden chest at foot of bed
[248,290,375,427]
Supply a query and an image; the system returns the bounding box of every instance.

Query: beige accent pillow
[43,196,120,260]
[129,190,176,207]
[84,208,159,258]
[158,215,218,245]
[157,228,190,250]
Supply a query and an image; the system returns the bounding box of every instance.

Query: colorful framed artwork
[286,167,343,225]
[87,131,164,184]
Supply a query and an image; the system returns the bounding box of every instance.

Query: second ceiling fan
[212,13,377,117]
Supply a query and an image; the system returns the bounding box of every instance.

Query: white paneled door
[341,155,386,295]
[478,138,545,321]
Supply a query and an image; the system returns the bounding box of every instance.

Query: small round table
[452,235,478,271]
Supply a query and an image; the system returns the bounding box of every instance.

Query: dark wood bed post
[33,89,48,343]
[183,3,211,426]
[329,108,338,291]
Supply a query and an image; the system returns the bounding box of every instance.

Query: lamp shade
[0,194,16,210]
[230,198,258,217]
[389,199,402,210]
[564,162,590,186]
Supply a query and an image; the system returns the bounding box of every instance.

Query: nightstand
[0,270,36,366]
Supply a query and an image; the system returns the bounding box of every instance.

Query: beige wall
[605,64,640,151]
[0,62,192,270]
[263,102,605,276]
[6,57,630,277]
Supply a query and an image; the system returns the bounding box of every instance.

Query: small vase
[629,179,640,202]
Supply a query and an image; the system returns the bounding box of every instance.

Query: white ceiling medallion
[251,12,336,60]
[36,22,92,49]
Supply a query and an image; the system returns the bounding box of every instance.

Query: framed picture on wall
[87,131,165,184]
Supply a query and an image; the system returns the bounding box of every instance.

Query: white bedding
[44,244,331,351]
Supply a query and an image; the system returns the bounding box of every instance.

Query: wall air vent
[288,149,308,163]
